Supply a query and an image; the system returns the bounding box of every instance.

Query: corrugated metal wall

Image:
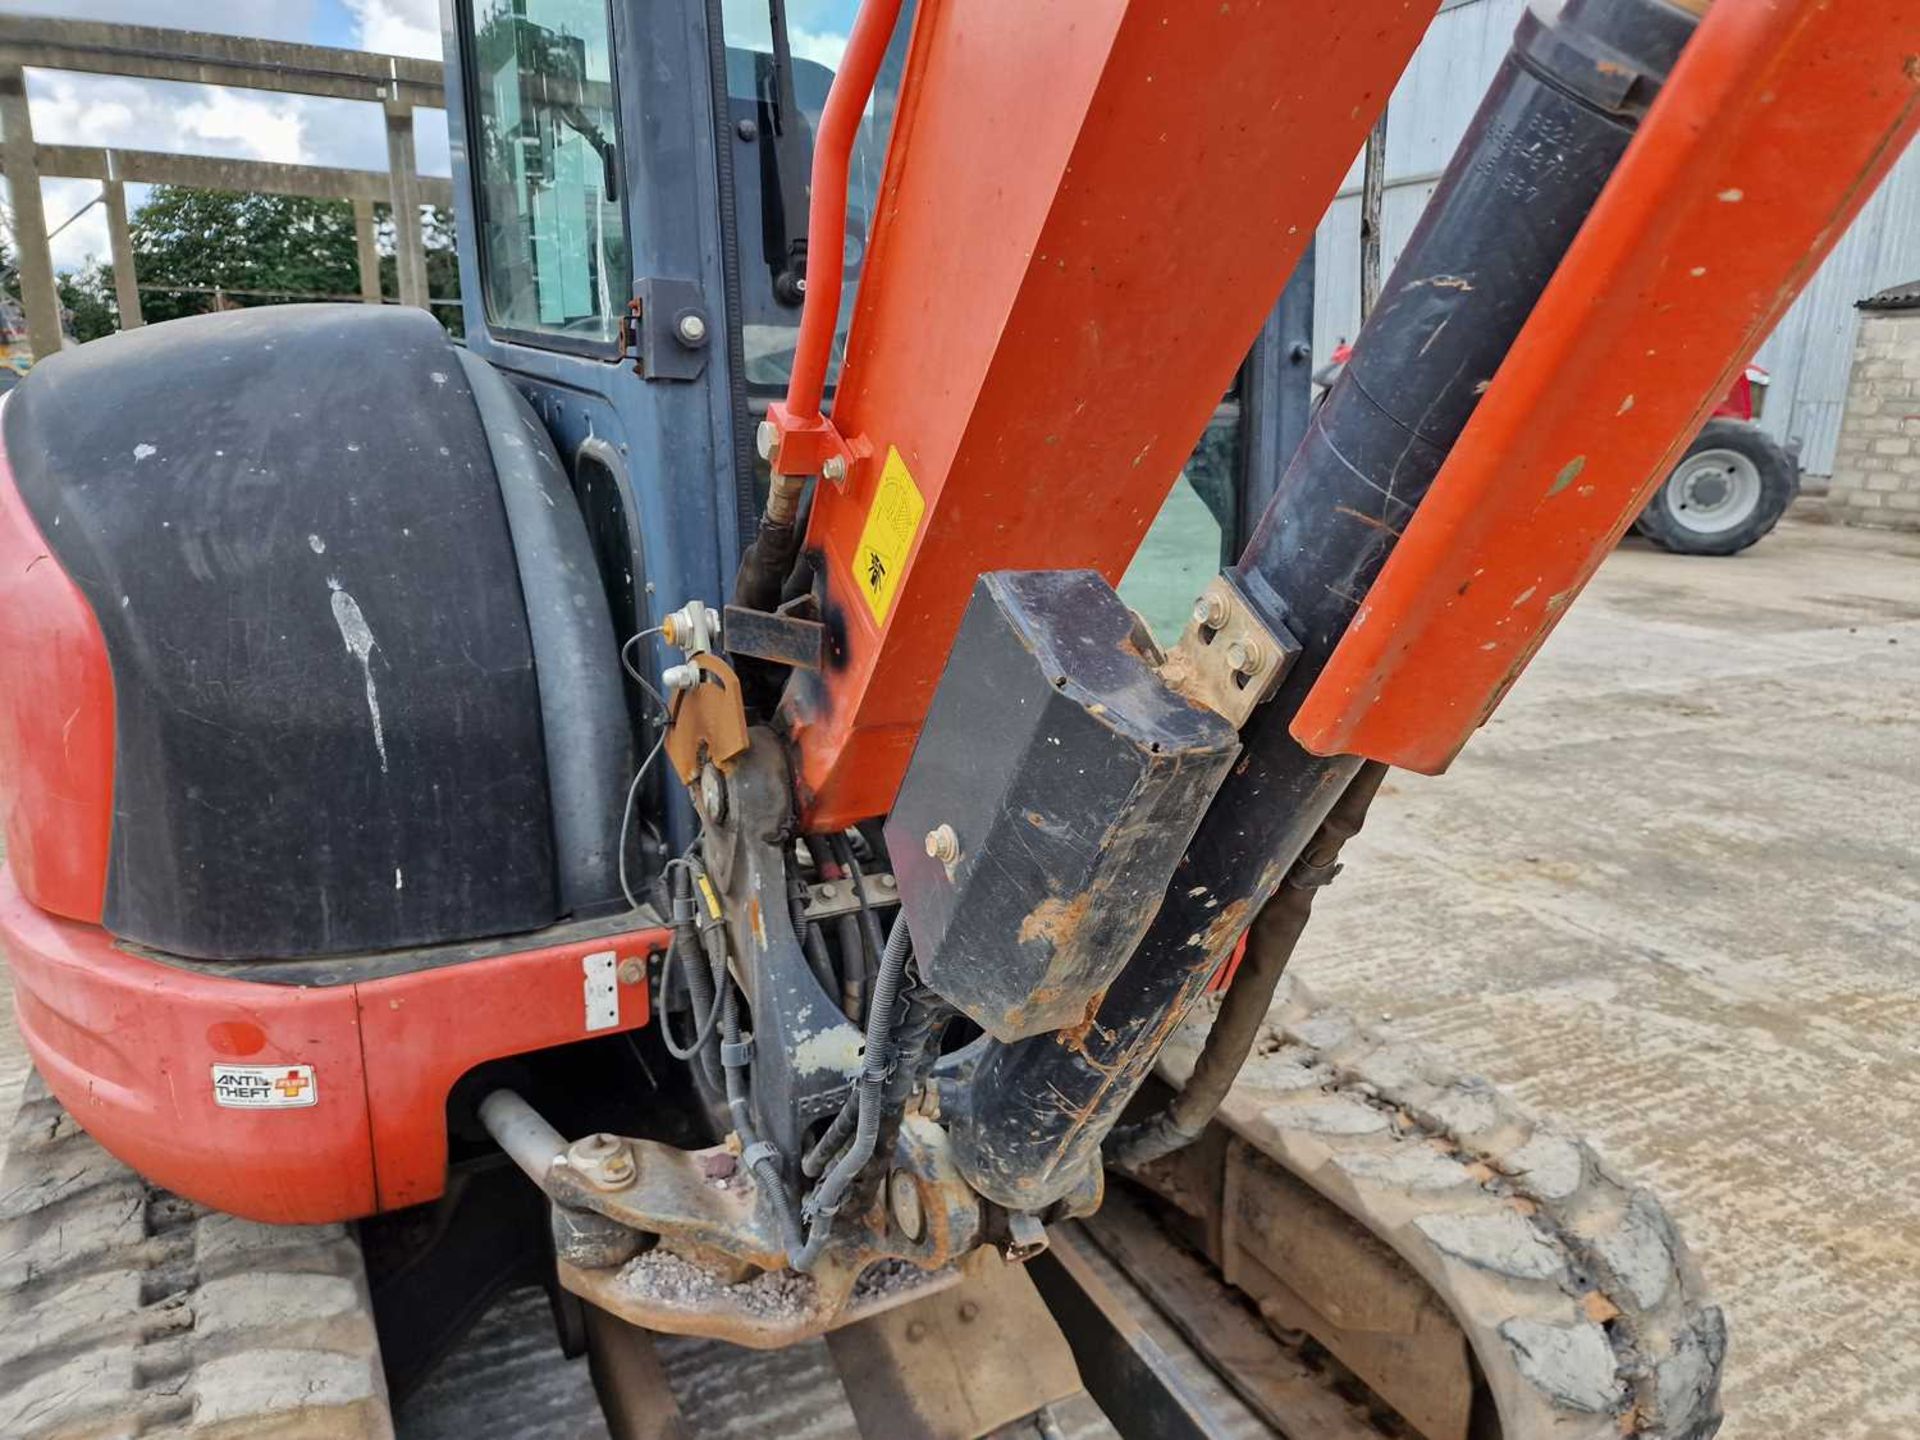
[1312,0,1920,475]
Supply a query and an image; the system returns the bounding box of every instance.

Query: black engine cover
[5,304,625,960]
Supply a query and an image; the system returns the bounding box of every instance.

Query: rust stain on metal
[1018,891,1093,949]
[1055,988,1115,1056]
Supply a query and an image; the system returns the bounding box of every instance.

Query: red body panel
[781,0,1437,832]
[1293,0,1919,772]
[0,423,115,922]
[2,867,664,1223]
[1716,370,1754,422]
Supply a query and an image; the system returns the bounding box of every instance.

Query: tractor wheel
[0,1072,394,1439]
[1139,978,1726,1440]
[1635,419,1797,556]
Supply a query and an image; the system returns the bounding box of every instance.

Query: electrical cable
[616,732,667,911]
[618,628,670,716]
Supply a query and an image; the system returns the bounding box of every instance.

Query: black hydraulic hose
[834,912,865,1022]
[716,942,807,1258]
[801,1091,859,1181]
[1108,762,1389,1169]
[790,887,840,999]
[792,912,911,1271]
[847,978,951,1214]
[832,833,886,1017]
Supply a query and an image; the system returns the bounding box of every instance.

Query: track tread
[0,1072,394,1439]
[1156,978,1725,1439]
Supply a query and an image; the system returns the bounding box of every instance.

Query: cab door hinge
[620,278,711,382]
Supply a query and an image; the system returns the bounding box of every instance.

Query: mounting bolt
[821,454,849,484]
[618,957,645,986]
[958,1300,980,1323]
[699,764,728,823]
[818,882,839,901]
[675,312,708,347]
[1192,591,1230,630]
[889,1169,926,1243]
[567,1132,636,1191]
[1225,638,1265,677]
[924,824,960,866]
[756,419,781,462]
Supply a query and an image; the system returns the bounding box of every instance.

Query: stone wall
[1829,307,1920,530]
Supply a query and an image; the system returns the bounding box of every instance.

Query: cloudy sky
[1,0,856,273]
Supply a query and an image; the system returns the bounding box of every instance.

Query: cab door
[443,0,743,654]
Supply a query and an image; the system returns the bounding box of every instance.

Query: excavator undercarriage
[0,0,1912,1434]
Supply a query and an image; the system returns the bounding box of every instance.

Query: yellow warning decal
[696,872,722,921]
[851,446,925,625]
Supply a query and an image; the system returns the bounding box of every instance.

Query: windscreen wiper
[763,0,813,305]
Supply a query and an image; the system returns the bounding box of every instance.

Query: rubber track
[1156,978,1726,1439]
[0,1072,393,1439]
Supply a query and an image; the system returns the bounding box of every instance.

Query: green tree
[130,187,363,323]
[56,263,117,343]
[121,186,461,333]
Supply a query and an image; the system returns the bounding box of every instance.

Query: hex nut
[568,1133,636,1190]
[1225,637,1265,676]
[924,824,961,866]
[618,957,645,986]
[1192,591,1230,630]
[822,454,849,484]
[675,312,708,346]
[756,418,780,462]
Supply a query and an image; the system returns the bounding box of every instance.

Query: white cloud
[722,10,850,74]
[341,0,441,59]
[0,0,319,44]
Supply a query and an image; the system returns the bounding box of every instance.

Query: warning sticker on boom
[850,447,925,624]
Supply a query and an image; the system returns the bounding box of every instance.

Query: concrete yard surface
[1291,510,1920,1438]
[0,508,1913,1437]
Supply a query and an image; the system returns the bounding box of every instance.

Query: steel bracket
[1158,573,1299,731]
[626,277,710,381]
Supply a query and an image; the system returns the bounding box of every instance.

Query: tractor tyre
[1635,419,1797,556]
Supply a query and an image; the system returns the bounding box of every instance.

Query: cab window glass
[1119,398,1243,645]
[465,0,627,344]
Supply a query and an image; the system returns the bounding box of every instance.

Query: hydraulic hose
[834,835,888,984]
[848,979,950,1214]
[1108,762,1389,1169]
[715,946,807,1259]
[791,911,911,1270]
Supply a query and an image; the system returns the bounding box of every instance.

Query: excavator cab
[4,0,1911,1432]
